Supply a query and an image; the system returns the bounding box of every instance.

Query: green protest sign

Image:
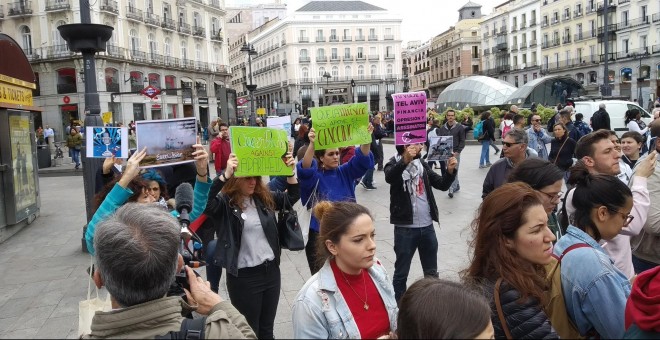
[229,126,293,177]
[311,103,371,150]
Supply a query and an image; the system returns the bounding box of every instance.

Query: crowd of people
[80,103,660,340]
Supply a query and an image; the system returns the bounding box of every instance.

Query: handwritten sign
[230,126,293,177]
[392,91,427,145]
[310,103,371,150]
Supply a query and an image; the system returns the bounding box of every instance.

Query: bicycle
[53,142,64,159]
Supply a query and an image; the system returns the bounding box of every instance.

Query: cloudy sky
[229,0,506,45]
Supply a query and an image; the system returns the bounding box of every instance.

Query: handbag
[494,278,513,339]
[78,256,112,337]
[292,179,319,244]
[277,195,305,251]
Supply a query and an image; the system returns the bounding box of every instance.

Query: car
[572,100,653,136]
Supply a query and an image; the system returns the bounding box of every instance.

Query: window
[105,68,119,92]
[640,36,647,50]
[386,64,393,76]
[148,33,157,57]
[386,46,393,57]
[299,30,306,38]
[317,29,323,38]
[622,11,629,27]
[193,12,201,27]
[318,67,326,77]
[164,38,171,56]
[370,64,377,76]
[302,67,309,79]
[345,65,351,76]
[332,66,338,77]
[57,68,77,94]
[21,26,32,54]
[331,48,337,59]
[146,0,153,13]
[317,48,325,58]
[330,29,336,38]
[300,49,308,58]
[357,47,364,58]
[358,65,365,79]
[343,29,350,38]
[641,5,647,20]
[622,39,629,54]
[195,44,201,62]
[621,67,632,82]
[640,65,650,80]
[129,29,140,54]
[148,73,161,89]
[180,40,187,60]
[344,48,351,58]
[53,21,67,53]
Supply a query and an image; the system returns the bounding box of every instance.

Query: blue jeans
[480,140,490,166]
[362,166,374,186]
[392,225,439,303]
[71,149,80,166]
[205,239,222,293]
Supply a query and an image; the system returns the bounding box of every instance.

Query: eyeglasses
[539,190,563,201]
[609,208,634,227]
[502,142,521,147]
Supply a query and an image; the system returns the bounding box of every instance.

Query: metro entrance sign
[140,85,161,99]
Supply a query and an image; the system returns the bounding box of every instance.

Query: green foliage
[519,109,532,117]
[535,104,556,124]
[489,107,502,118]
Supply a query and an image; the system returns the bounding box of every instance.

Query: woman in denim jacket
[292,201,398,339]
[554,164,634,338]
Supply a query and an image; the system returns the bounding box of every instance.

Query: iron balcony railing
[100,0,118,13]
[126,6,143,22]
[45,0,70,11]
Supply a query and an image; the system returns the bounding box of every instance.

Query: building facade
[241,0,403,115]
[0,0,231,139]
[506,0,541,86]
[427,1,484,101]
[408,40,431,95]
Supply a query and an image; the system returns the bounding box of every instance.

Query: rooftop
[459,1,482,10]
[296,1,385,12]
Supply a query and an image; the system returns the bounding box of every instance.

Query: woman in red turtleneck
[624,266,660,338]
[292,201,398,339]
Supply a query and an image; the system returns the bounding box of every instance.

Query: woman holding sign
[298,124,375,275]
[202,152,299,339]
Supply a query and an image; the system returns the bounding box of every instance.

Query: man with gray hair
[591,103,611,131]
[482,128,536,198]
[86,203,256,339]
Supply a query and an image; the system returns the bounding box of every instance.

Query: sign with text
[392,91,427,145]
[135,118,197,168]
[267,115,292,133]
[229,126,293,177]
[310,103,371,150]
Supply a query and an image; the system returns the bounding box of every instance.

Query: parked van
[573,100,653,136]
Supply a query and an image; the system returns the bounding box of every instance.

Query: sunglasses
[502,142,521,147]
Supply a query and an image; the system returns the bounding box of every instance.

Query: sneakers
[360,181,377,190]
[486,163,492,167]
[479,165,486,169]
[448,188,454,198]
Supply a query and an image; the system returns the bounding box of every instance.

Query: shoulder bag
[494,278,514,339]
[277,194,305,251]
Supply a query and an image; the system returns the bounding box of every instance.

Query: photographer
[84,203,256,339]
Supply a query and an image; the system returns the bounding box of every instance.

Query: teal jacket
[85,178,212,255]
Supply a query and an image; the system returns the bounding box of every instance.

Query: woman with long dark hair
[554,163,633,338]
[548,122,576,184]
[462,182,558,339]
[203,152,299,339]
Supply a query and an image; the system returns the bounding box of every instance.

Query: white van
[573,100,653,136]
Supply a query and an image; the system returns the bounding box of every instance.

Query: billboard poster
[9,114,37,214]
[392,91,427,145]
[135,118,197,168]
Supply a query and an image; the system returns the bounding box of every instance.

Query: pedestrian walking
[478,111,495,168]
[66,127,83,169]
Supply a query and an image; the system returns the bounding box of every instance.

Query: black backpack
[156,317,207,339]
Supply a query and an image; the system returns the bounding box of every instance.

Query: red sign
[152,104,162,109]
[236,97,248,106]
[63,96,70,104]
[140,85,161,99]
[61,104,78,111]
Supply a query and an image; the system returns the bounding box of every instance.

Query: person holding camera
[84,203,256,339]
[202,152,299,339]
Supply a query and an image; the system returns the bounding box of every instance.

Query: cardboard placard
[229,126,293,177]
[392,91,427,145]
[135,118,197,168]
[310,103,371,150]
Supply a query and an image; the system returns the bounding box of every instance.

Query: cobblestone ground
[0,143,491,339]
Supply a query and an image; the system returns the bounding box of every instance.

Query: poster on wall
[135,118,197,168]
[8,112,38,220]
[85,127,129,158]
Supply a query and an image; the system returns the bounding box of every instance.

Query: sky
[228,0,506,45]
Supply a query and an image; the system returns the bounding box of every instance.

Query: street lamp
[350,78,356,103]
[241,43,258,126]
[322,72,331,106]
[632,50,649,105]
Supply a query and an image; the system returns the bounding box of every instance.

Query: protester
[621,131,644,169]
[478,111,495,168]
[141,169,173,208]
[508,158,565,240]
[292,117,302,138]
[202,152,299,339]
[527,113,553,160]
[85,146,211,255]
[372,115,386,171]
[512,114,525,129]
[210,123,231,175]
[67,127,83,169]
[559,109,580,141]
[292,201,397,339]
[293,124,310,160]
[548,122,577,183]
[396,278,493,339]
[591,103,612,131]
[623,266,660,338]
[463,182,558,339]
[384,143,457,302]
[435,109,465,197]
[297,125,375,275]
[208,119,221,139]
[626,109,649,135]
[652,102,660,120]
[555,164,633,338]
[482,128,534,198]
[85,204,255,339]
[94,156,123,193]
[425,118,442,169]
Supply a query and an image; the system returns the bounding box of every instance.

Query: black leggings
[226,261,280,339]
[305,230,321,275]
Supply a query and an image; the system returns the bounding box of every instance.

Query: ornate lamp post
[241,43,258,125]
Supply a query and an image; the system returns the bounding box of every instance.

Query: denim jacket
[292,259,398,339]
[553,226,632,338]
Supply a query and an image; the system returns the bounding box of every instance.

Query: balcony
[126,6,143,22]
[511,24,517,32]
[299,56,310,63]
[562,13,571,21]
[618,0,630,3]
[192,26,205,38]
[654,13,660,22]
[618,16,650,30]
[209,0,221,8]
[46,0,70,11]
[100,0,118,14]
[529,19,536,27]
[343,55,353,61]
[106,82,120,92]
[161,18,176,31]
[355,35,365,41]
[497,28,507,36]
[7,1,32,16]
[298,37,309,43]
[342,35,352,41]
[316,56,327,62]
[57,83,77,94]
[356,54,366,60]
[551,18,560,26]
[330,55,340,62]
[384,35,394,40]
[562,35,571,44]
[511,44,518,52]
[329,35,338,42]
[541,21,549,28]
[144,12,160,27]
[520,41,527,50]
[574,9,583,18]
[210,29,223,42]
[496,42,508,50]
[368,35,378,41]
[520,22,526,29]
[281,40,287,45]
[368,54,379,60]
[542,41,550,49]
[178,22,191,35]
[163,56,180,68]
[130,50,147,62]
[385,54,395,60]
[616,47,650,60]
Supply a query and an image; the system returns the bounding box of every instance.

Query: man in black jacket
[434,109,465,198]
[482,128,531,198]
[384,143,457,302]
[591,103,611,131]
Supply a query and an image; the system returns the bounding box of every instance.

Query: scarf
[400,157,424,207]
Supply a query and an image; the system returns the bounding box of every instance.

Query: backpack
[544,243,597,339]
[574,121,592,140]
[155,317,207,339]
[591,111,604,131]
[473,120,484,139]
[501,121,513,139]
